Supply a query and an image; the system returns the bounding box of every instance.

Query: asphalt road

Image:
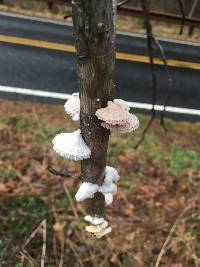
[0,12,199,121]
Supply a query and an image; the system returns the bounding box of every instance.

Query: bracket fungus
[104,166,120,183]
[96,99,139,134]
[52,94,139,238]
[94,227,112,239]
[75,182,99,202]
[84,215,105,225]
[85,221,112,239]
[75,166,119,202]
[101,113,139,134]
[64,93,80,121]
[84,216,112,238]
[104,193,113,206]
[52,129,91,161]
[113,98,130,111]
[96,101,130,125]
[85,221,108,233]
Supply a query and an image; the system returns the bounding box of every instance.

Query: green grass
[170,149,200,173]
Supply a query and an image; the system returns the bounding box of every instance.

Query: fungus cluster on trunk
[52,93,139,238]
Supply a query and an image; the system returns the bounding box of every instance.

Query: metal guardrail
[118,6,200,27]
[1,0,200,28]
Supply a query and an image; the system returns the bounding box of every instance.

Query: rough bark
[72,0,116,217]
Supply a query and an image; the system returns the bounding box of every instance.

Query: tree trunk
[72,0,116,217]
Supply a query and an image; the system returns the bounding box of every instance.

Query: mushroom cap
[75,182,99,202]
[104,193,113,206]
[94,227,112,238]
[105,166,120,183]
[84,215,105,225]
[52,129,91,161]
[101,113,139,134]
[85,221,108,233]
[114,99,130,111]
[72,113,80,121]
[96,101,130,125]
[64,93,80,121]
[99,182,117,194]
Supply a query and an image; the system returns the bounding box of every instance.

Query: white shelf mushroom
[101,113,139,134]
[75,182,99,202]
[113,99,130,111]
[104,193,113,206]
[99,182,117,194]
[104,166,120,183]
[84,215,105,225]
[64,93,80,121]
[96,101,130,126]
[94,227,112,238]
[85,221,108,233]
[75,181,116,201]
[52,129,91,161]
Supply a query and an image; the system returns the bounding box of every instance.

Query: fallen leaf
[0,183,9,192]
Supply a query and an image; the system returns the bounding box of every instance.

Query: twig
[177,0,186,34]
[19,249,34,265]
[48,165,81,179]
[20,251,25,266]
[188,0,198,17]
[188,0,198,36]
[64,14,72,19]
[53,234,59,266]
[23,220,45,249]
[59,236,65,267]
[154,200,196,267]
[135,0,156,148]
[62,182,79,219]
[117,0,130,7]
[66,239,85,267]
[135,115,154,148]
[152,37,173,132]
[41,220,47,267]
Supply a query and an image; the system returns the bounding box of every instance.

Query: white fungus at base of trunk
[84,216,111,238]
[52,93,140,238]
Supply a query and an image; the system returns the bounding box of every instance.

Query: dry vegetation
[0,99,200,267]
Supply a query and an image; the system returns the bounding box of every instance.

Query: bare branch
[177,0,186,34]
[48,165,81,179]
[135,0,156,148]
[155,198,196,267]
[64,14,72,19]
[135,115,155,149]
[117,0,130,7]
[152,37,173,132]
[188,0,199,17]
[188,0,198,36]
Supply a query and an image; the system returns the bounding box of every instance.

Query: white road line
[0,85,200,117]
[0,85,71,99]
[126,101,200,116]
